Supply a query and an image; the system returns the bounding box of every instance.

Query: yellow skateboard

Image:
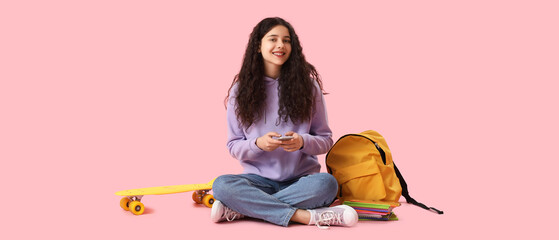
[115,178,216,215]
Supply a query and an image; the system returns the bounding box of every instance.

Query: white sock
[307,209,316,225]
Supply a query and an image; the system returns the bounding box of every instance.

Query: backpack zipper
[326,134,388,166]
[373,142,387,165]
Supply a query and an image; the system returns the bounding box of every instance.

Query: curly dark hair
[226,17,326,129]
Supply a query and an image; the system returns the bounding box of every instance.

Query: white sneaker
[210,200,244,223]
[309,205,358,229]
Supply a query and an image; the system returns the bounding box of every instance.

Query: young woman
[211,17,357,228]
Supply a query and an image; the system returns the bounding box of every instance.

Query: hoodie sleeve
[226,85,265,161]
[299,85,333,156]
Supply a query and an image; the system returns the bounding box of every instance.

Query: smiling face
[259,25,292,78]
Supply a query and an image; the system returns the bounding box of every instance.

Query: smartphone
[274,136,294,141]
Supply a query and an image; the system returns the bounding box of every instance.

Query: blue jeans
[212,173,338,227]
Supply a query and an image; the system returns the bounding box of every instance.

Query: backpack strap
[393,164,444,214]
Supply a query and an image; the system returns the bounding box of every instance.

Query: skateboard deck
[116,178,216,215]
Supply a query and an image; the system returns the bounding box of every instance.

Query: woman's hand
[280,131,304,152]
[256,132,283,152]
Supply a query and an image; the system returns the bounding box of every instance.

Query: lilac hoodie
[226,76,333,181]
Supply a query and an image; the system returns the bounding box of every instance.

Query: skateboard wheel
[192,192,202,204]
[120,197,130,211]
[202,194,215,208]
[129,201,145,215]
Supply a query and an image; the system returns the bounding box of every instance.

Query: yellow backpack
[326,130,443,214]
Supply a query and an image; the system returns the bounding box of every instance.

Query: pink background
[2,0,557,239]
